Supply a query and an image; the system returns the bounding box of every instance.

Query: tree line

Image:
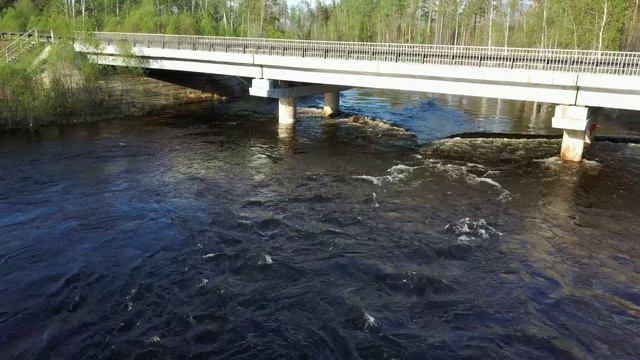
[1,0,639,50]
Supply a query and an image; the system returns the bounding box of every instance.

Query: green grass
[12,43,46,68]
[0,40,11,48]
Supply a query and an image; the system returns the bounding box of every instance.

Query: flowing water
[1,89,640,359]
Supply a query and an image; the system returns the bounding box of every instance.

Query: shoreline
[0,75,224,132]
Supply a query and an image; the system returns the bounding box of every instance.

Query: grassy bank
[0,41,216,131]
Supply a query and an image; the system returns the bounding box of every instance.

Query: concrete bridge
[74,32,640,161]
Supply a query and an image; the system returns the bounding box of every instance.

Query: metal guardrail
[0,31,25,40]
[0,30,58,42]
[80,32,640,76]
[2,29,55,63]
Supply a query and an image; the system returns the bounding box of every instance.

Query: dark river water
[1,89,640,359]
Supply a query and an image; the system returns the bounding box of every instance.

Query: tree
[0,0,636,50]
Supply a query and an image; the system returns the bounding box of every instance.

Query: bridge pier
[323,92,340,117]
[279,97,297,125]
[249,79,349,125]
[552,105,597,162]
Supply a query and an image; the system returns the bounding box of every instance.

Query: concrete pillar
[551,105,595,162]
[323,92,340,118]
[560,130,588,162]
[279,97,297,125]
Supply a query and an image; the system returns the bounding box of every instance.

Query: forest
[0,0,639,51]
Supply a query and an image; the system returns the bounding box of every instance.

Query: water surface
[1,89,639,359]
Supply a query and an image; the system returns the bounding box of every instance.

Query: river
[1,89,639,359]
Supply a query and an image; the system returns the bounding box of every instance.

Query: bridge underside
[145,69,250,98]
[77,46,640,161]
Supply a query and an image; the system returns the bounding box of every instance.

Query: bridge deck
[83,32,640,76]
[76,32,640,112]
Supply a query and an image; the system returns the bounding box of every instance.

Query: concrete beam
[88,54,262,78]
[261,67,579,105]
[75,44,255,65]
[253,55,580,88]
[249,79,349,98]
[576,90,640,112]
[551,106,593,130]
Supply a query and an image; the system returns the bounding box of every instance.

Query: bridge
[74,32,640,161]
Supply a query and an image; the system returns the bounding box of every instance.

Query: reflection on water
[339,89,556,140]
[298,88,640,141]
[277,123,296,143]
[0,91,639,359]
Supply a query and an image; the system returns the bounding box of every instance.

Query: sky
[286,0,332,7]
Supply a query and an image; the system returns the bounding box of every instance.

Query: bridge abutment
[552,105,597,162]
[323,92,340,117]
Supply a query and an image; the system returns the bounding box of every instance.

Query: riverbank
[22,75,219,130]
[0,42,222,131]
[0,75,219,131]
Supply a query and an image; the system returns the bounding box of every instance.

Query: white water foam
[353,164,419,186]
[371,192,380,208]
[125,288,136,311]
[535,156,601,169]
[353,175,383,186]
[535,156,562,166]
[445,218,502,243]
[425,159,512,201]
[149,336,161,343]
[259,254,274,265]
[363,311,377,332]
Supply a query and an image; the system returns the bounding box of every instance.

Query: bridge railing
[2,29,36,62]
[79,32,640,76]
[2,29,57,63]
